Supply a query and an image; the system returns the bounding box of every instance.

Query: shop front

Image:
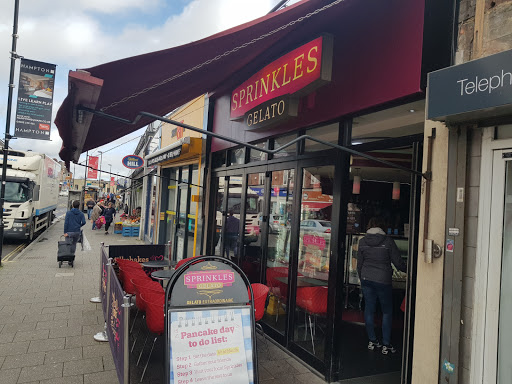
[146,136,205,261]
[52,1,455,382]
[204,1,452,381]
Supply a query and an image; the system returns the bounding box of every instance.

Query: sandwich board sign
[165,256,258,384]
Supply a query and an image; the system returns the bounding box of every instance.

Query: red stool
[249,283,270,352]
[296,286,328,355]
[138,292,165,382]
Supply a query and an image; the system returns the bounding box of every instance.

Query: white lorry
[0,150,60,240]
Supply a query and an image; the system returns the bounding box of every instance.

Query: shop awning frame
[77,105,431,180]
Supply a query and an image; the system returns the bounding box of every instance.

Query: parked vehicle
[300,219,332,233]
[0,150,60,240]
[269,214,284,233]
[68,190,83,210]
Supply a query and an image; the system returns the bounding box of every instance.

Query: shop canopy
[54,0,352,164]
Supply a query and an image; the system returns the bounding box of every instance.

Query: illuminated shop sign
[230,35,333,128]
[245,95,298,130]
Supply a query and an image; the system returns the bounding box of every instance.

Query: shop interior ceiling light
[352,175,361,195]
[392,181,400,200]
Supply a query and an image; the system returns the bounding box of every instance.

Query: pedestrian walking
[103,202,116,234]
[86,198,95,219]
[91,201,104,230]
[357,216,407,355]
[64,200,86,253]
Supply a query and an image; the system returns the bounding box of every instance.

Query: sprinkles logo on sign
[122,155,144,169]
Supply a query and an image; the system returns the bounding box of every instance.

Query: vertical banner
[110,176,115,187]
[87,156,99,179]
[100,247,109,317]
[14,59,56,140]
[106,263,127,384]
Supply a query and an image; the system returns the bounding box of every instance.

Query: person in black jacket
[64,200,86,253]
[103,202,116,235]
[357,217,407,355]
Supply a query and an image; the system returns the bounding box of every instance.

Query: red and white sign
[303,234,326,250]
[230,35,332,120]
[110,177,115,187]
[87,156,99,179]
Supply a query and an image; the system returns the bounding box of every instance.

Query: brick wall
[456,0,512,63]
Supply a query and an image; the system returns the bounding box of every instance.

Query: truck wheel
[28,221,35,242]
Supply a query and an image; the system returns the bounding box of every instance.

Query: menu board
[168,307,253,384]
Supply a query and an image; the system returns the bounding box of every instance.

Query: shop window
[181,167,189,183]
[191,165,199,186]
[304,123,339,153]
[212,151,227,168]
[272,133,297,158]
[229,147,245,165]
[249,141,268,162]
[214,177,225,256]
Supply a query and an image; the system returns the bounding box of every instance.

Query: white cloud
[0,0,283,173]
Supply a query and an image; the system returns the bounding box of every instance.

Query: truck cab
[0,150,60,240]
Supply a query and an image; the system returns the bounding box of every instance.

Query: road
[0,195,69,263]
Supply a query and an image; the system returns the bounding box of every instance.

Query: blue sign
[122,155,144,170]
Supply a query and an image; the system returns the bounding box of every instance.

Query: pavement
[0,217,330,384]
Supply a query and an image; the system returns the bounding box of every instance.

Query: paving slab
[0,342,29,357]
[0,368,21,384]
[28,338,65,353]
[83,369,118,384]
[13,329,49,343]
[1,351,45,370]
[63,357,104,376]
[17,363,63,383]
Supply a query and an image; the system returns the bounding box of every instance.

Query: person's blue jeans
[87,208,92,219]
[361,280,393,345]
[92,220,96,230]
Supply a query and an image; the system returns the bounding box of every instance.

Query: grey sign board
[427,49,512,122]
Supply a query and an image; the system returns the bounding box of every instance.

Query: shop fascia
[145,137,190,167]
[428,49,512,123]
[231,35,333,129]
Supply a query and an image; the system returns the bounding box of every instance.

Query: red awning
[55,0,353,163]
[302,202,332,211]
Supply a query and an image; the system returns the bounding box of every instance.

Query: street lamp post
[108,164,111,194]
[0,0,20,266]
[98,151,103,195]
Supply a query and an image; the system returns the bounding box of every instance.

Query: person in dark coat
[224,211,240,261]
[64,200,86,253]
[86,199,95,219]
[357,217,407,355]
[103,202,116,235]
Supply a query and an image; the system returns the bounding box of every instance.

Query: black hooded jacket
[357,227,407,285]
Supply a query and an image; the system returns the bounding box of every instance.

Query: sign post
[165,256,258,384]
[90,242,106,303]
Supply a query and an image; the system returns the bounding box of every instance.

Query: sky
[0,0,296,180]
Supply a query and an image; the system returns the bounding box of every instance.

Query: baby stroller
[57,230,83,268]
